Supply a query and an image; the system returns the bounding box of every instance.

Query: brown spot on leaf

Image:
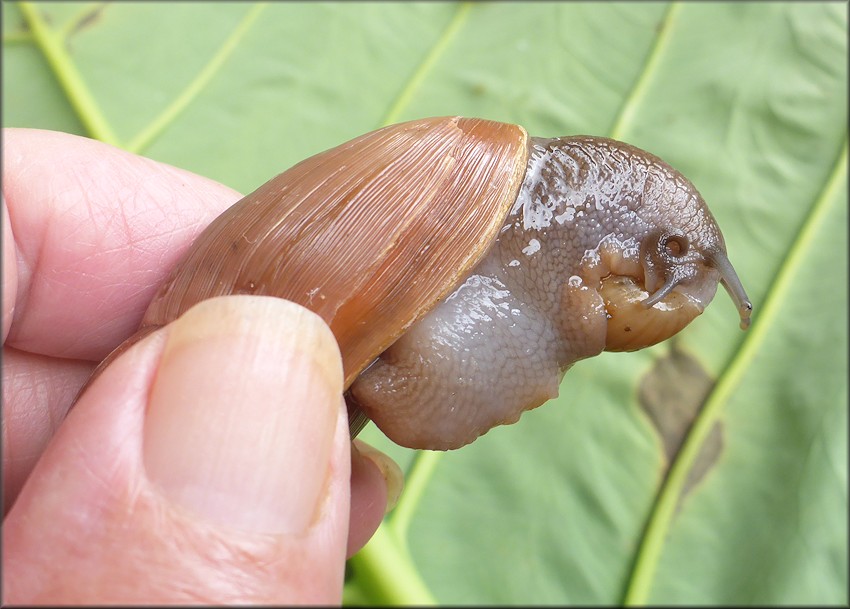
[71,4,107,35]
[65,4,108,52]
[639,345,723,498]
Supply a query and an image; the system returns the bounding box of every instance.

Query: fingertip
[5,295,352,603]
[347,441,404,558]
[143,296,343,535]
[353,440,403,514]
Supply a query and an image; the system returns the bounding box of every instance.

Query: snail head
[597,148,752,352]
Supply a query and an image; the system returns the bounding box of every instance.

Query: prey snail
[89,116,752,450]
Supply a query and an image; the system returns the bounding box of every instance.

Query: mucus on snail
[89,116,752,451]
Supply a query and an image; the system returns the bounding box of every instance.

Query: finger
[2,195,17,342]
[347,440,404,558]
[2,128,241,361]
[3,296,360,604]
[1,353,403,540]
[1,347,93,515]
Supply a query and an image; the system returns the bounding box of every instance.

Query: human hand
[2,128,402,604]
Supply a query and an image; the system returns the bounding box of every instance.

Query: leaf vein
[608,2,680,141]
[379,1,473,127]
[125,2,267,155]
[18,1,120,146]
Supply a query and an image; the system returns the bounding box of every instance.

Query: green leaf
[4,1,846,604]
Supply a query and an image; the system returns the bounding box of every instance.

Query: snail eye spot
[663,235,689,258]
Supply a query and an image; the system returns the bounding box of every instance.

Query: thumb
[3,296,351,604]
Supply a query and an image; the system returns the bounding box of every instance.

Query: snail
[90,116,751,450]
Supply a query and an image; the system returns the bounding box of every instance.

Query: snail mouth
[599,274,704,352]
[579,239,716,352]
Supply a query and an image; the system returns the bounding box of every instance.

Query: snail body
[99,116,751,450]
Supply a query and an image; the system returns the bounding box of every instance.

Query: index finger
[2,128,242,360]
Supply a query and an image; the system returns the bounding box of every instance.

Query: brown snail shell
[86,116,752,450]
[143,116,529,388]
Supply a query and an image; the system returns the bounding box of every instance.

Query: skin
[2,128,399,604]
[350,136,750,450]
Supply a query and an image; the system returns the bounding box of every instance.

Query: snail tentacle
[710,250,753,330]
[642,276,679,308]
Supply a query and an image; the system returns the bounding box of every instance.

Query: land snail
[93,116,752,451]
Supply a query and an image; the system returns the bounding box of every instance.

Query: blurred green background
[3,1,847,604]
